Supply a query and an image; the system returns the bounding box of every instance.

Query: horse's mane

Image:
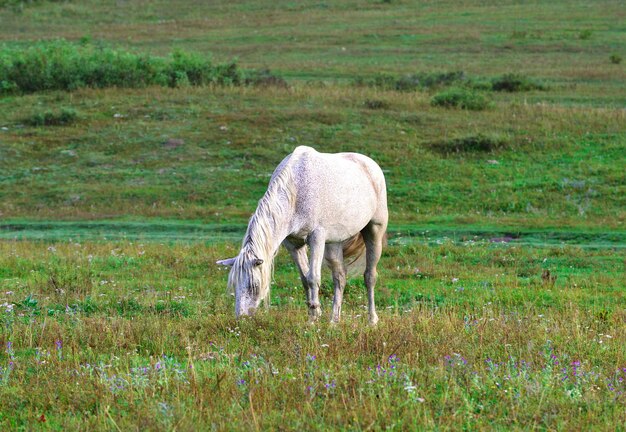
[228,161,297,302]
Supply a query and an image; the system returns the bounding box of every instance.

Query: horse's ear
[254,258,264,266]
[216,257,236,267]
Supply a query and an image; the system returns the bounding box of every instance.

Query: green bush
[491,73,545,92]
[429,134,509,154]
[609,54,622,65]
[0,40,244,94]
[24,107,78,126]
[430,87,491,110]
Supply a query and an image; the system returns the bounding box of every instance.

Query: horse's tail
[341,231,387,277]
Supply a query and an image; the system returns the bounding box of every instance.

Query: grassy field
[1,240,625,429]
[0,0,625,430]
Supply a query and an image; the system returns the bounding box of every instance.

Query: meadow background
[0,0,625,429]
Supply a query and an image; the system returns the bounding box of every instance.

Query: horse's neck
[244,162,297,261]
[244,197,294,261]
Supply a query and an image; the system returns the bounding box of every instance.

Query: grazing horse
[217,146,388,324]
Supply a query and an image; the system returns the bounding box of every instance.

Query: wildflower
[158,402,172,417]
[6,342,15,361]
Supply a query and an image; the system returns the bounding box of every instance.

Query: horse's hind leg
[362,222,385,325]
[325,243,346,323]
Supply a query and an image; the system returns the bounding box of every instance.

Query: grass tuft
[356,70,467,91]
[23,107,78,126]
[430,87,491,110]
[363,98,390,110]
[491,73,546,92]
[245,68,288,88]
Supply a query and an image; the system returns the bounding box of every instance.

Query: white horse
[217,146,388,324]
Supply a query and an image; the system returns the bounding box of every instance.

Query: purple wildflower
[6,341,14,360]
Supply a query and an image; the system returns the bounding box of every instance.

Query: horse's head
[217,250,270,318]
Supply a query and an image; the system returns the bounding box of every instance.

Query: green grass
[0,0,625,429]
[0,85,624,228]
[0,240,625,429]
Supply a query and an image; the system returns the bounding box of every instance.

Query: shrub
[429,134,509,154]
[430,87,491,110]
[24,108,78,126]
[0,40,244,94]
[609,54,622,65]
[167,50,243,86]
[578,30,592,40]
[491,74,545,92]
[416,71,467,89]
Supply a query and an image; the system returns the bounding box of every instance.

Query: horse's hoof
[308,305,322,317]
[369,315,379,326]
[308,308,322,324]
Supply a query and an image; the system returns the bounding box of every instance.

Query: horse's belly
[317,190,377,241]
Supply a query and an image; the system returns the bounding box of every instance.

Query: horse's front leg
[325,243,346,324]
[282,240,311,306]
[306,229,326,322]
